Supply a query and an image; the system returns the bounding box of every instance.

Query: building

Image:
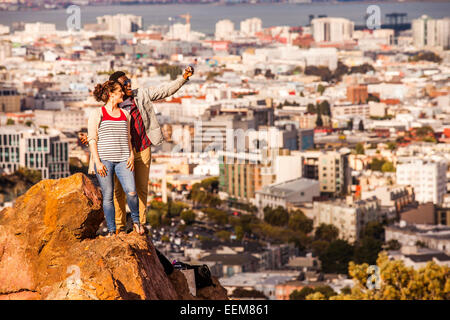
[34,109,86,131]
[215,19,235,41]
[361,185,415,219]
[255,178,320,219]
[219,148,299,204]
[0,40,12,61]
[199,253,260,277]
[297,129,314,151]
[192,114,256,153]
[412,15,450,49]
[97,14,142,36]
[385,222,450,254]
[300,150,351,196]
[313,196,384,243]
[311,17,354,43]
[240,18,262,37]
[388,245,450,269]
[0,126,70,179]
[0,87,21,113]
[23,22,56,35]
[396,157,447,205]
[347,85,368,104]
[219,271,299,300]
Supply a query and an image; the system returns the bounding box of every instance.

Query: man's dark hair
[109,71,126,82]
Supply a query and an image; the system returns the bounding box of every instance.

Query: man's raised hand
[183,66,194,80]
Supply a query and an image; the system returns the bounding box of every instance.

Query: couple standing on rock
[79,67,194,237]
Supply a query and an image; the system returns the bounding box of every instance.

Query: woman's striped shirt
[97,106,130,162]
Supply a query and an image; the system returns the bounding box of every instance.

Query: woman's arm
[125,111,134,171]
[87,109,107,176]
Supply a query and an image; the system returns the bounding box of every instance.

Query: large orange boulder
[0,173,228,300]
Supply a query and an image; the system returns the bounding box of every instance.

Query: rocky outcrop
[0,173,228,300]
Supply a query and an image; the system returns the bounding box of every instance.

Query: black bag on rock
[172,261,214,289]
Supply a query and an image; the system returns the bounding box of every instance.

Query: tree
[355,143,365,155]
[314,223,339,242]
[6,118,14,125]
[311,240,330,257]
[215,230,231,241]
[288,210,313,234]
[180,210,196,225]
[289,287,315,300]
[347,118,353,130]
[264,206,289,227]
[354,236,383,265]
[204,208,229,225]
[25,120,33,127]
[358,120,364,132]
[330,252,450,300]
[315,113,323,127]
[318,100,331,116]
[319,239,354,274]
[317,84,326,95]
[147,209,162,228]
[381,161,395,172]
[387,142,397,151]
[307,103,316,114]
[385,239,401,251]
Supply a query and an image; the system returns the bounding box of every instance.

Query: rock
[0,173,228,300]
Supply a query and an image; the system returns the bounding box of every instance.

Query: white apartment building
[311,17,354,43]
[313,197,383,243]
[215,19,235,41]
[240,18,262,37]
[24,22,56,35]
[331,103,370,117]
[0,24,10,35]
[97,14,142,36]
[0,126,70,179]
[255,178,320,219]
[412,15,450,49]
[34,109,86,131]
[168,23,191,41]
[396,157,447,205]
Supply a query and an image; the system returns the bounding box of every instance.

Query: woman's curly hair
[93,80,119,103]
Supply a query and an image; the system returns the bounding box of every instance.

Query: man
[80,66,194,233]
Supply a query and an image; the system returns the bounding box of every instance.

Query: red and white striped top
[97,106,130,162]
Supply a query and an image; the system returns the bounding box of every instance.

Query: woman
[88,80,145,236]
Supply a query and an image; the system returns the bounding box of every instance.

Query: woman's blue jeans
[95,160,140,233]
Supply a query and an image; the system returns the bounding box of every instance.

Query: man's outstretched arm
[144,66,194,102]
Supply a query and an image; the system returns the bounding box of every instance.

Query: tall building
[215,19,235,41]
[347,85,368,104]
[412,15,450,49]
[0,87,21,113]
[311,17,354,43]
[396,157,447,205]
[313,197,383,243]
[240,17,262,37]
[219,148,297,204]
[0,126,70,179]
[97,14,142,36]
[300,150,351,196]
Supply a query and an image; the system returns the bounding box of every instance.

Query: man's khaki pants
[114,146,151,230]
